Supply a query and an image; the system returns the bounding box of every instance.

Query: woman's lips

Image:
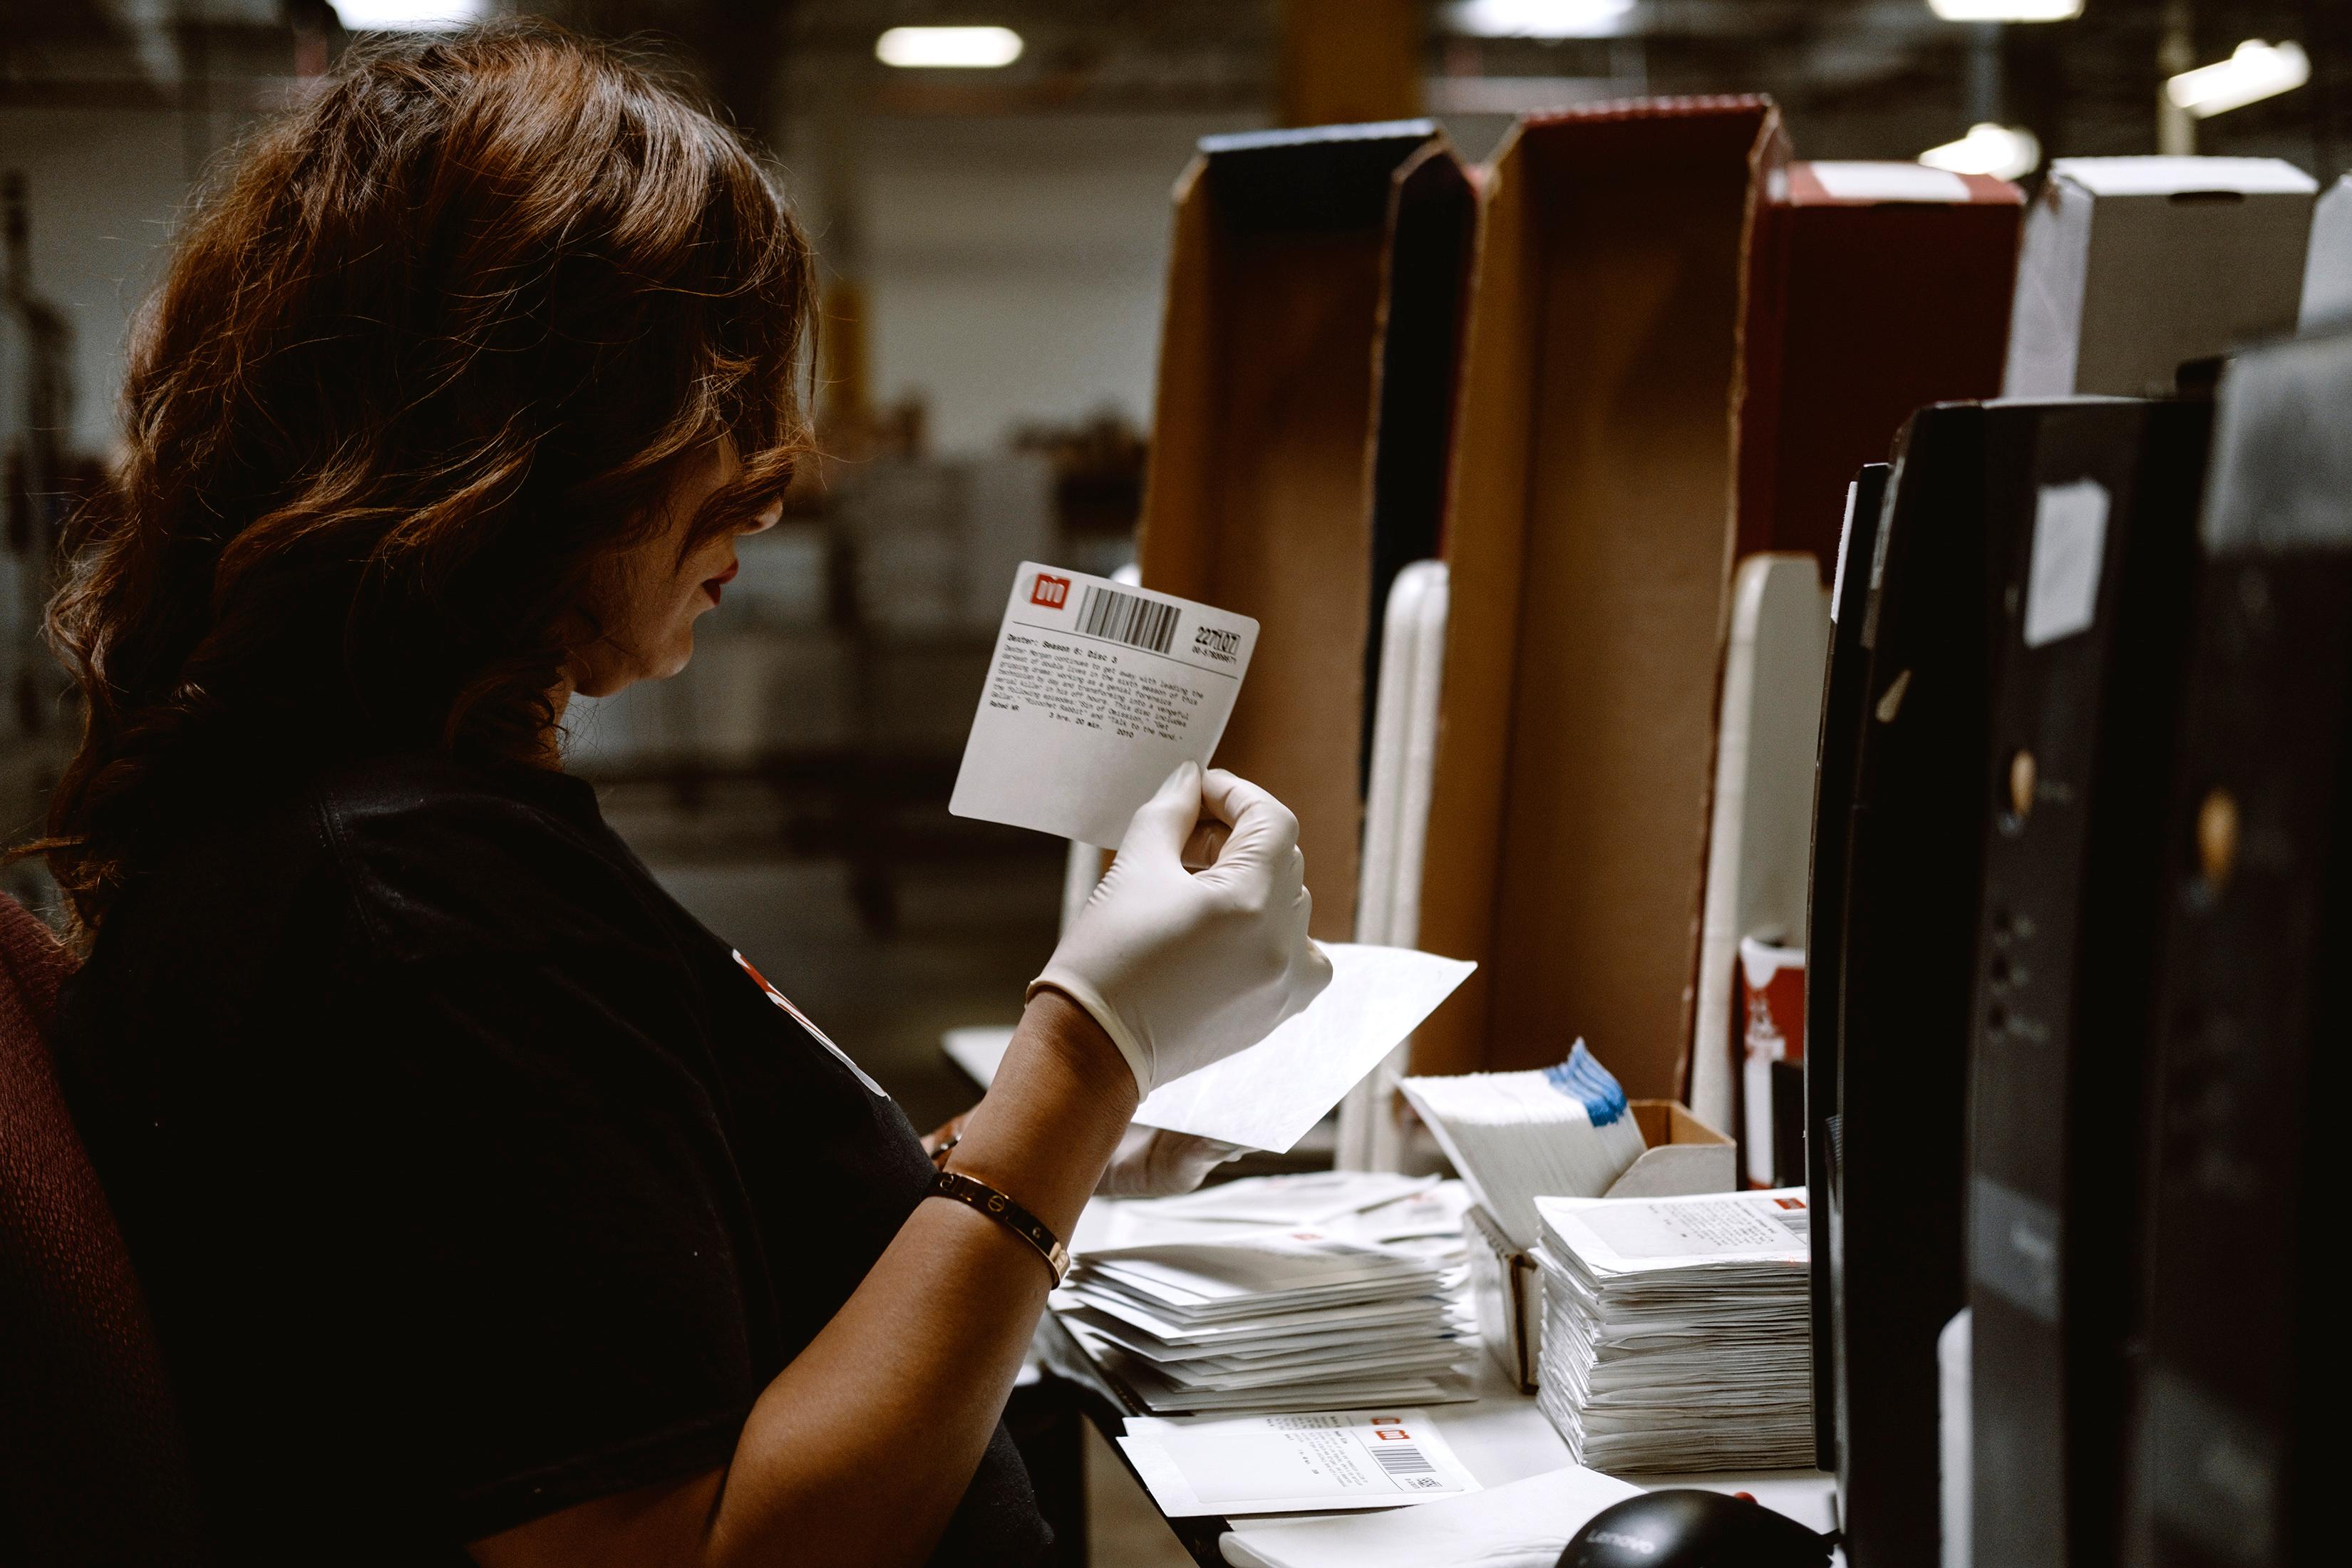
[702,560,739,606]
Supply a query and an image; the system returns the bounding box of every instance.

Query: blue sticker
[1541,1041,1628,1126]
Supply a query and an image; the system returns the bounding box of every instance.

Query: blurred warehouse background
[3,0,2346,1120]
[6,3,2349,1558]
[7,0,2350,1125]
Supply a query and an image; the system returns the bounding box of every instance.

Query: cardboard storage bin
[2301,173,2352,331]
[1467,1100,1735,1392]
[1413,98,1778,1098]
[2003,155,2317,399]
[1139,122,1474,939]
[1736,160,2022,569]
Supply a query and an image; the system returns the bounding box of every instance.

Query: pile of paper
[1401,1041,1649,1249]
[1221,1463,1644,1567]
[1119,1408,1484,1519]
[1532,1189,1814,1471]
[1053,1173,1476,1413]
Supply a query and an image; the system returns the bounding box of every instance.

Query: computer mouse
[1558,1489,1835,1568]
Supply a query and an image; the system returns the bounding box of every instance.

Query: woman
[38,24,1327,1567]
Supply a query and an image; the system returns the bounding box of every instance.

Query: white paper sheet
[1218,1463,1644,1568]
[1140,1172,1438,1228]
[950,562,1259,847]
[1133,944,1474,1152]
[2024,478,2110,649]
[1118,1408,1480,1517]
[940,1024,1014,1088]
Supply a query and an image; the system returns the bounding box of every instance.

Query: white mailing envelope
[1133,944,1474,1153]
[951,563,1259,848]
[1120,1408,1480,1517]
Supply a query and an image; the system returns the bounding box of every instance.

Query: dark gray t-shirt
[54,751,1049,1564]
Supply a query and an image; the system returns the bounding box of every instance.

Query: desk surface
[1036,1311,1837,1567]
[950,1041,1838,1563]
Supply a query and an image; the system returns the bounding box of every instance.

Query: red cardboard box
[1736,160,2023,569]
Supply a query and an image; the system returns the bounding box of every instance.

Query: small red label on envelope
[1031,572,1071,608]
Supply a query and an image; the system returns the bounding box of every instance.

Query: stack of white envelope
[1532,1189,1815,1471]
[1053,1173,1477,1414]
[1400,1041,1650,1249]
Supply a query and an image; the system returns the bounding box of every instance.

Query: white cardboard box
[2301,174,2352,332]
[2003,155,2317,399]
[1465,1100,1735,1392]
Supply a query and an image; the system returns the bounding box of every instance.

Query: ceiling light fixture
[875,26,1025,69]
[1919,123,2043,181]
[331,0,484,31]
[2165,40,2311,119]
[1444,1,1637,41]
[1926,0,2082,21]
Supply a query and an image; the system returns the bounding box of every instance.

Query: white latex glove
[1094,1125,1244,1199]
[1031,761,1331,1097]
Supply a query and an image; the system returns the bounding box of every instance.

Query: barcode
[1076,584,1180,654]
[1371,1444,1434,1478]
[1772,1209,1811,1242]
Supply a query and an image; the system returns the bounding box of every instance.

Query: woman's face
[569,440,780,699]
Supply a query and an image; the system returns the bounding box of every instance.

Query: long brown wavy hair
[31,21,815,935]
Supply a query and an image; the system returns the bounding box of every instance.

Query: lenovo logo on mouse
[1031,573,1071,608]
[1589,1531,1656,1554]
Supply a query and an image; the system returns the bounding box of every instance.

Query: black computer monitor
[2125,330,2352,1568]
[1964,396,2212,1568]
[1804,460,1889,1473]
[1825,401,2043,1568]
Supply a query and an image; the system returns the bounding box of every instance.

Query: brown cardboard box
[1139,123,1475,939]
[1413,98,1778,1097]
[1465,1098,1735,1391]
[1736,161,2022,569]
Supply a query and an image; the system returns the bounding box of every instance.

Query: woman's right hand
[1030,762,1332,1097]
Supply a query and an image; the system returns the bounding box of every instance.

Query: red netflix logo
[1031,573,1071,608]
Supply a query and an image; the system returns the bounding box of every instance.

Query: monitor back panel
[2126,331,2352,1568]
[1805,460,1889,1472]
[1832,403,2038,1568]
[1966,397,2212,1568]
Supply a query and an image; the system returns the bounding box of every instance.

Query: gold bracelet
[927,1170,1071,1286]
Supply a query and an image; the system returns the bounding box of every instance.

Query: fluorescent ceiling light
[1445,1,1636,40]
[332,0,483,31]
[1919,122,2042,181]
[875,26,1024,68]
[1926,0,2082,21]
[2166,40,2310,119]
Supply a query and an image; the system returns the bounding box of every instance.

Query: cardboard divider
[1140,123,1475,939]
[1414,98,1779,1098]
[1736,161,2023,569]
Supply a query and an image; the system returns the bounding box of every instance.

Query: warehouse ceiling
[1,1,2345,177]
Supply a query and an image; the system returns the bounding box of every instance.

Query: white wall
[1,105,256,458]
[6,101,1266,461]
[805,111,1269,455]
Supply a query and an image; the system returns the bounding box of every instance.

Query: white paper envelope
[951,562,1259,847]
[1083,1232,1435,1302]
[1119,1408,1480,1517]
[1140,1172,1437,1228]
[1219,1463,1644,1568]
[1133,944,1475,1152]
